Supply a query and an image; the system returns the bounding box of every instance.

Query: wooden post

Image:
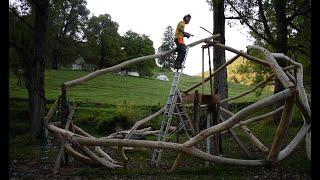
[193,90,200,135]
[204,111,211,167]
[60,84,70,164]
[211,94,222,155]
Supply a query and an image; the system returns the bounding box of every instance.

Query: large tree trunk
[213,0,228,111]
[212,0,226,156]
[273,0,288,125]
[29,0,49,139]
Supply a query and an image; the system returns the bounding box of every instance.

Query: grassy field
[9,69,273,105]
[9,69,310,179]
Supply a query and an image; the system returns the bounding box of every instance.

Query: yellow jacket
[175,21,185,39]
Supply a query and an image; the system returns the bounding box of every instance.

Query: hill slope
[9,69,272,106]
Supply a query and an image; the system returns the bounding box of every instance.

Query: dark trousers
[174,38,187,65]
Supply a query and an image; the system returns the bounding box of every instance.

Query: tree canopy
[121,30,156,77]
[84,14,124,69]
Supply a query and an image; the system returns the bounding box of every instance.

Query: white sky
[86,0,254,76]
[10,0,254,76]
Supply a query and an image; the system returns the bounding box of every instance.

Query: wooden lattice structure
[44,34,311,174]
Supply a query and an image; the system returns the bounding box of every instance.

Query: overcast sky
[10,0,254,75]
[85,0,255,75]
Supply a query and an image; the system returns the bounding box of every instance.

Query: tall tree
[47,0,90,69]
[157,26,176,70]
[121,30,156,76]
[226,0,311,124]
[9,5,33,87]
[84,14,124,69]
[10,0,49,138]
[207,0,229,110]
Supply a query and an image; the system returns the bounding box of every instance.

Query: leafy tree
[157,26,176,70]
[121,31,156,77]
[9,5,33,87]
[84,14,124,69]
[47,0,90,69]
[225,0,310,124]
[9,0,50,139]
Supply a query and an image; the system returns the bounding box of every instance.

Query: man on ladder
[174,14,192,69]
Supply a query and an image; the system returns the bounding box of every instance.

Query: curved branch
[64,34,220,88]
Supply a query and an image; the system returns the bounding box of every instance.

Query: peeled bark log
[246,45,293,89]
[268,91,296,162]
[65,35,220,89]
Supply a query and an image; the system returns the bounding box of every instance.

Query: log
[184,54,240,94]
[44,96,60,127]
[183,88,291,148]
[64,143,99,166]
[241,126,269,153]
[277,122,310,161]
[72,125,119,164]
[271,53,301,66]
[268,90,297,162]
[193,90,200,135]
[271,53,310,123]
[295,67,311,124]
[64,35,220,88]
[220,108,269,153]
[53,103,76,174]
[228,128,252,157]
[220,75,274,103]
[226,106,284,130]
[306,129,311,160]
[169,152,184,172]
[213,43,269,66]
[246,45,294,89]
[125,106,165,139]
[80,144,122,169]
[48,124,267,166]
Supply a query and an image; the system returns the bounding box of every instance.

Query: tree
[121,31,156,77]
[157,26,176,70]
[84,14,124,69]
[47,0,90,69]
[9,5,33,87]
[206,0,229,109]
[225,0,311,124]
[10,0,50,139]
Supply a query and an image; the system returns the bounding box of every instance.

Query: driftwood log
[45,36,311,173]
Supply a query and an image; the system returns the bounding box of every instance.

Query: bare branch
[225,0,270,44]
[257,0,275,46]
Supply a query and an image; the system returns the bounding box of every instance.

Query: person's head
[183,14,191,24]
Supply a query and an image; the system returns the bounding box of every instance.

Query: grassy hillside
[9,69,272,106]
